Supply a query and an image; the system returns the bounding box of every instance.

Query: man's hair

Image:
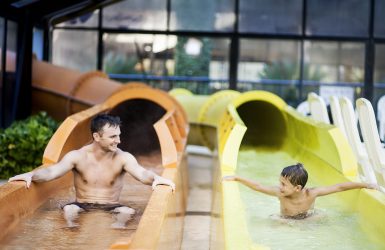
[91,114,121,134]
[281,163,308,188]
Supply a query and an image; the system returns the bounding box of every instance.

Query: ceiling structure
[0,0,125,127]
[0,0,120,27]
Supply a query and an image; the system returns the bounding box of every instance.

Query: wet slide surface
[236,147,384,250]
[0,153,162,250]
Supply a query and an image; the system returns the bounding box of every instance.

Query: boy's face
[279,176,301,197]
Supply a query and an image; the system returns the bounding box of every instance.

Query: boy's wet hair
[91,114,121,134]
[281,163,308,188]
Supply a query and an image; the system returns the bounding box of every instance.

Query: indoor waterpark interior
[1,1,385,249]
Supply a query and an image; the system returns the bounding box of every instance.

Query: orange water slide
[32,59,149,120]
[0,59,190,249]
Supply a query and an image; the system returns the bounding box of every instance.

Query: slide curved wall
[173,89,385,250]
[0,62,189,249]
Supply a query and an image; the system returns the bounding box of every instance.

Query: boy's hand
[366,183,380,191]
[222,175,237,182]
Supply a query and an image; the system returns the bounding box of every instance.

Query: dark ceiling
[0,0,120,27]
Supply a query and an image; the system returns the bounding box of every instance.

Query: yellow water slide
[0,59,189,249]
[173,90,385,250]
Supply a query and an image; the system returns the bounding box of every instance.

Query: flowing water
[0,182,147,250]
[237,147,384,250]
[0,153,162,250]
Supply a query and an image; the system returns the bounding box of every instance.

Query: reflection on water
[0,153,161,249]
[0,184,143,250]
[237,148,384,250]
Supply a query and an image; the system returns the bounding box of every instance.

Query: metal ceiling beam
[11,0,41,8]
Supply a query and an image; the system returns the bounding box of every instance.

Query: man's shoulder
[66,146,89,158]
[116,150,139,167]
[116,149,134,157]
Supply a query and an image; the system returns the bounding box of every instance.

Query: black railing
[108,73,366,100]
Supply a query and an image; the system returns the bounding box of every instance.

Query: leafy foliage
[174,37,212,77]
[173,37,212,94]
[104,52,139,74]
[0,112,59,179]
[259,60,326,81]
[258,60,327,105]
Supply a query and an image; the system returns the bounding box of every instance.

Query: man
[9,114,175,228]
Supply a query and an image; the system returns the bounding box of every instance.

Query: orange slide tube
[0,60,189,249]
[31,59,151,121]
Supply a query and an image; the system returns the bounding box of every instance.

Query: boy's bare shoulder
[304,187,318,197]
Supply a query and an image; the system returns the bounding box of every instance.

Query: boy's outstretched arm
[312,182,378,197]
[222,175,279,196]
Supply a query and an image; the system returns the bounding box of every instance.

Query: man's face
[95,124,121,152]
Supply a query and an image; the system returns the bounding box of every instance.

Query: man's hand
[152,175,175,192]
[8,172,34,189]
[222,175,237,182]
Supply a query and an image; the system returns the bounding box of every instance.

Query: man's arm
[311,182,377,197]
[122,152,175,191]
[8,151,78,188]
[222,175,279,196]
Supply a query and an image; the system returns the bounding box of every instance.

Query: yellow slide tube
[221,91,385,249]
[173,89,385,250]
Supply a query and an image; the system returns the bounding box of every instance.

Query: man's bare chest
[74,159,124,186]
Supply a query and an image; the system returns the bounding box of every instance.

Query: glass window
[238,39,301,105]
[103,34,229,94]
[0,17,3,71]
[374,0,385,38]
[239,0,302,35]
[170,0,235,32]
[374,44,385,84]
[6,21,17,72]
[55,10,99,28]
[2,20,18,127]
[374,43,385,107]
[103,0,167,30]
[374,45,385,116]
[52,30,97,71]
[0,20,17,73]
[103,34,176,76]
[173,36,230,93]
[33,28,43,60]
[303,41,365,101]
[303,41,365,83]
[0,17,3,98]
[306,0,369,37]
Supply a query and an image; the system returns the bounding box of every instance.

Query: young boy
[222,163,378,219]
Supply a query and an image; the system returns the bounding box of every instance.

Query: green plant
[0,112,59,179]
[259,60,326,81]
[174,37,212,94]
[258,60,327,105]
[103,52,139,74]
